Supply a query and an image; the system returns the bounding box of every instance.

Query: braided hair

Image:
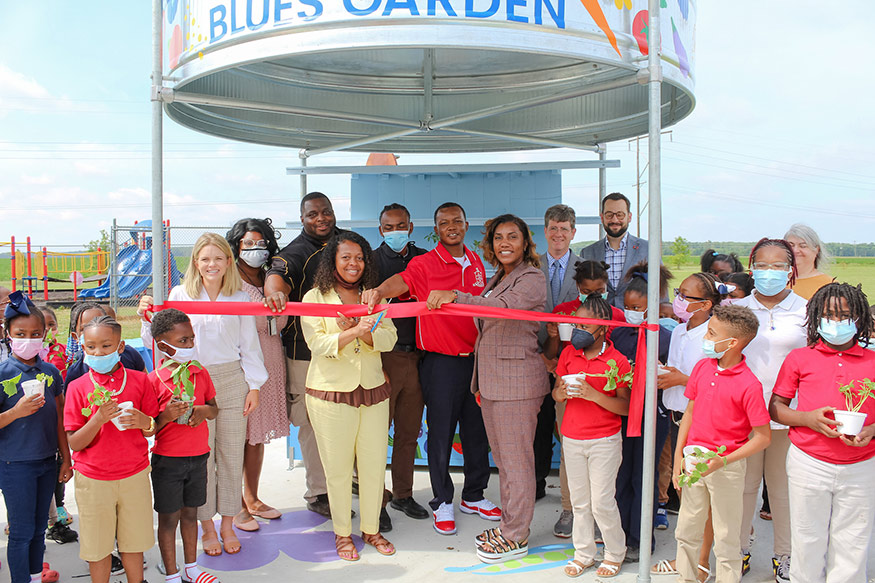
[578,293,613,322]
[805,282,871,347]
[688,272,728,309]
[573,260,609,285]
[69,301,107,337]
[748,238,798,287]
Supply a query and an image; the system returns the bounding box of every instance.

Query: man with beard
[579,193,649,308]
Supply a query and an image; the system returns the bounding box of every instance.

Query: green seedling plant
[678,445,727,488]
[81,380,114,417]
[159,359,203,401]
[1,373,53,397]
[838,378,875,412]
[581,359,635,392]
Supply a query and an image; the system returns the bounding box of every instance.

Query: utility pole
[629,131,672,237]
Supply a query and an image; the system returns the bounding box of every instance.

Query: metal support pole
[423,49,434,125]
[299,153,308,199]
[110,219,118,313]
[598,143,607,239]
[638,0,663,580]
[151,0,166,307]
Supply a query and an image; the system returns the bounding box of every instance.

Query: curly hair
[711,304,759,341]
[151,308,191,341]
[480,214,540,269]
[805,282,871,347]
[225,218,281,260]
[749,238,797,287]
[623,260,674,299]
[312,231,378,293]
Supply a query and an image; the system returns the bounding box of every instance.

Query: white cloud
[20,174,53,185]
[0,64,51,99]
[74,162,111,176]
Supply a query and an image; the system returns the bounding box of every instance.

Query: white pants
[786,444,875,583]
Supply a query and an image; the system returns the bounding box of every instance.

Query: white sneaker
[460,498,502,521]
[433,502,457,535]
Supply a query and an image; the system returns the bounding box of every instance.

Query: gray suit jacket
[579,234,649,308]
[540,251,581,313]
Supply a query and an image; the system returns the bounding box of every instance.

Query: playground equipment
[8,236,109,300]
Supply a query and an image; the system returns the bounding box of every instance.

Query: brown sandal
[362,532,395,556]
[335,535,360,561]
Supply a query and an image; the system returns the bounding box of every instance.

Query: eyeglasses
[602,211,627,221]
[547,225,572,234]
[751,262,790,271]
[241,239,268,249]
[674,288,706,302]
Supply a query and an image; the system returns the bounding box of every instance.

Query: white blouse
[141,285,269,392]
[661,318,709,412]
[736,291,808,430]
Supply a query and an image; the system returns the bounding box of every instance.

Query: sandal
[201,532,222,557]
[564,559,595,578]
[41,562,59,583]
[651,559,678,575]
[759,509,772,521]
[362,532,395,556]
[476,534,528,564]
[335,535,360,561]
[697,564,712,583]
[474,527,502,544]
[248,503,281,520]
[596,560,621,578]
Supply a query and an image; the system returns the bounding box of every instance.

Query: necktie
[551,261,561,307]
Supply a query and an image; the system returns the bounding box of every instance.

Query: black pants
[615,399,671,549]
[53,452,65,509]
[419,352,490,511]
[533,392,556,495]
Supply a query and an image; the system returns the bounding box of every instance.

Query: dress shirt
[604,233,629,288]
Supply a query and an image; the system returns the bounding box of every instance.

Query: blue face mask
[659,317,680,332]
[702,337,735,359]
[383,231,409,253]
[818,318,857,345]
[84,348,121,374]
[751,269,789,297]
[579,292,609,304]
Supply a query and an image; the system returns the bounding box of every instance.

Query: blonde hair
[183,233,242,299]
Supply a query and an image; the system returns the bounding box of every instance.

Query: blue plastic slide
[79,247,183,299]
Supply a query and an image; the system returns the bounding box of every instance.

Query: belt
[392,344,418,353]
[457,352,472,357]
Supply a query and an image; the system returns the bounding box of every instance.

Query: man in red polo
[363,202,499,536]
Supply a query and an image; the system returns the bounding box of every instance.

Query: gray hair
[784,223,830,270]
[544,204,576,229]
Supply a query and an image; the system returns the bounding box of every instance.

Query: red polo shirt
[774,342,875,464]
[149,363,216,457]
[684,357,770,455]
[556,342,631,440]
[400,243,487,355]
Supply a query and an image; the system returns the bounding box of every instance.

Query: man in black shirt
[264,192,340,517]
[373,204,430,528]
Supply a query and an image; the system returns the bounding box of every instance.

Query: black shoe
[352,481,359,497]
[307,494,356,519]
[535,487,547,501]
[379,508,393,532]
[389,496,430,519]
[624,546,640,563]
[46,521,78,544]
[111,554,124,574]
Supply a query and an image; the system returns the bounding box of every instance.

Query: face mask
[239,249,269,268]
[570,328,596,351]
[672,295,702,323]
[84,348,121,375]
[624,309,646,326]
[818,318,857,345]
[383,231,410,253]
[659,317,680,332]
[159,342,198,364]
[702,337,735,360]
[579,292,609,304]
[751,269,789,297]
[10,338,44,360]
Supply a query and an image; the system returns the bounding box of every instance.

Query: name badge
[268,316,278,336]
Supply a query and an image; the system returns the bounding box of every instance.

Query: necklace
[88,367,127,397]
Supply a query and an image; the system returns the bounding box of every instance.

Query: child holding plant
[770,282,875,583]
[674,305,771,583]
[0,292,70,583]
[148,308,220,583]
[64,315,159,583]
[553,295,631,578]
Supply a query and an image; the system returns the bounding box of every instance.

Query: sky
[1,1,874,250]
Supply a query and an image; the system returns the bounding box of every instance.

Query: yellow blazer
[301,286,397,392]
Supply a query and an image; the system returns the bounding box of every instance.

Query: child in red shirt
[673,305,771,583]
[553,296,631,578]
[771,283,875,583]
[148,309,219,583]
[64,315,159,583]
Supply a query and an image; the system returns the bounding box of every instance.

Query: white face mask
[240,249,270,268]
[624,309,646,326]
[159,341,198,364]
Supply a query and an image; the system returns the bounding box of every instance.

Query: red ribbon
[150,300,659,437]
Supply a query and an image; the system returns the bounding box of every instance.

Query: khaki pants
[306,395,389,536]
[786,445,875,583]
[564,432,625,564]
[556,400,571,512]
[286,358,327,502]
[381,350,424,499]
[740,428,790,555]
[676,459,747,583]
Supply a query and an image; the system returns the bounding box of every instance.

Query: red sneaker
[460,498,502,521]
[433,502,457,535]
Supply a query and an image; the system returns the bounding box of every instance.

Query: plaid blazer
[456,263,550,401]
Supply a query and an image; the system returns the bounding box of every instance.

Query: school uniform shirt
[684,357,770,455]
[736,291,808,429]
[65,344,146,391]
[148,363,217,457]
[64,366,160,481]
[773,341,875,464]
[556,342,631,441]
[399,242,487,356]
[661,319,709,412]
[141,285,269,392]
[0,356,63,462]
[43,341,68,380]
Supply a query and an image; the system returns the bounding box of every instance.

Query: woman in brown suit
[428,214,549,563]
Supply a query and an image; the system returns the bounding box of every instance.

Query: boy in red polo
[362,202,498,536]
[673,305,771,583]
[147,309,219,583]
